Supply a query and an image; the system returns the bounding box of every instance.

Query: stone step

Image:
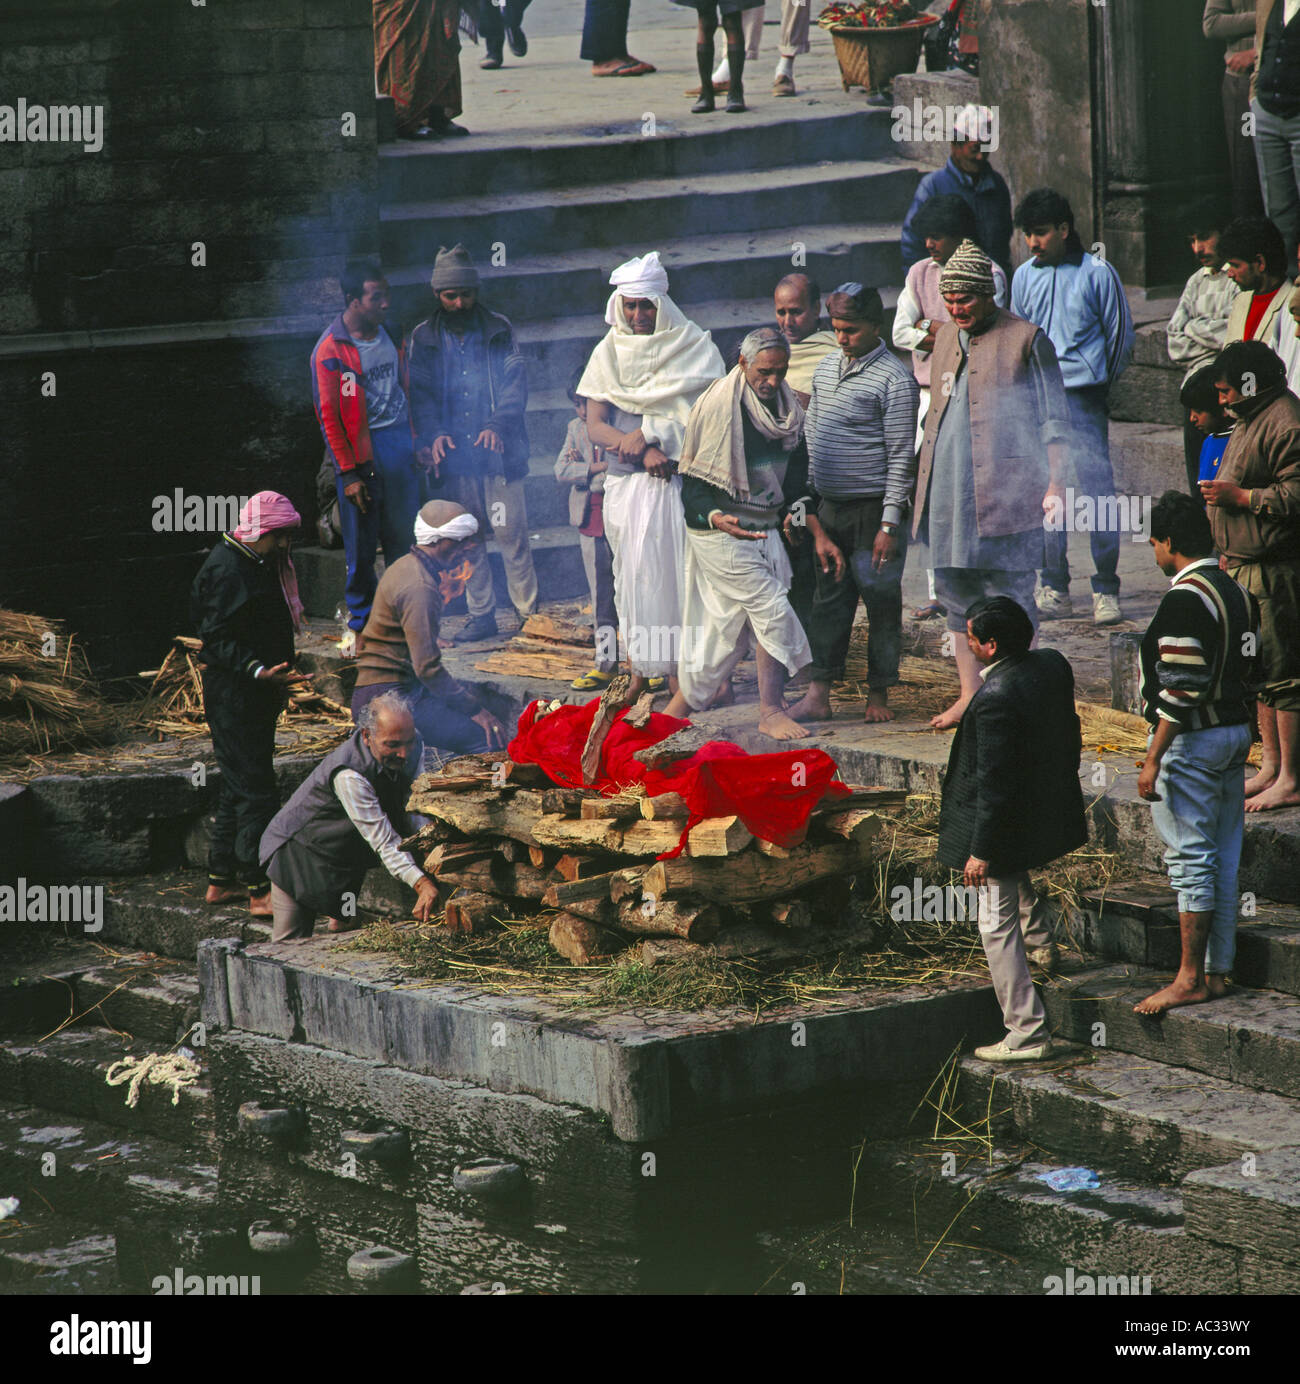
[102,872,272,960]
[1079,880,1300,997]
[378,108,901,202]
[855,1138,1240,1295]
[0,942,109,1037]
[387,221,905,329]
[0,944,200,1045]
[293,523,589,622]
[0,1027,213,1148]
[1182,1149,1300,1292]
[74,962,201,1046]
[1043,963,1300,1101]
[381,158,920,267]
[958,1044,1300,1183]
[0,1100,215,1224]
[20,751,318,877]
[0,1218,120,1295]
[1109,421,1184,498]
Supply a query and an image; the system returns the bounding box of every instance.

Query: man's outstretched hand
[255,662,312,690]
[412,874,439,924]
[472,707,509,749]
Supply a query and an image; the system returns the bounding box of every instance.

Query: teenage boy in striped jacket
[1135,491,1260,1014]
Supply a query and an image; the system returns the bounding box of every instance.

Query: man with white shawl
[664,328,828,740]
[577,252,725,694]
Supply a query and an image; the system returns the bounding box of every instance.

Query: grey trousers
[270,882,317,942]
[977,872,1052,1049]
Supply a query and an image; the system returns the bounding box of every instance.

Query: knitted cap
[430,244,480,291]
[938,239,996,298]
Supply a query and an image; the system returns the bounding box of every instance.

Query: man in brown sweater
[1206,339,1300,809]
[351,499,509,757]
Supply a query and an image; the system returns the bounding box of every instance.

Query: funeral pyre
[403,677,907,966]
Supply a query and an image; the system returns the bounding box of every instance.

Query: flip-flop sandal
[912,602,943,620]
[570,669,614,691]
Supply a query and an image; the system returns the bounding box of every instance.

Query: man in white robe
[665,328,837,740]
[577,252,725,694]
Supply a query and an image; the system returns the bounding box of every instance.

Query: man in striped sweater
[787,283,919,725]
[1135,491,1260,1015]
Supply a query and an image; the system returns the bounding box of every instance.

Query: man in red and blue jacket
[311,261,422,634]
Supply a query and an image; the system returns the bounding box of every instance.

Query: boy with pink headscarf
[191,491,310,917]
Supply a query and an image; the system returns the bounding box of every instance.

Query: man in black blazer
[937,597,1089,1060]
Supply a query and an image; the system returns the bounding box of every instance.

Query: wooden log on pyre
[404,755,896,966]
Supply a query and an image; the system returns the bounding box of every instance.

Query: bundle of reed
[140,635,353,746]
[0,610,117,758]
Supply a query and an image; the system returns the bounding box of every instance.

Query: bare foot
[1246,778,1300,812]
[707,680,735,709]
[1133,974,1210,1014]
[1206,974,1230,998]
[204,883,245,906]
[863,692,894,724]
[1244,766,1278,798]
[787,689,833,722]
[759,708,811,741]
[929,695,971,731]
[662,690,692,718]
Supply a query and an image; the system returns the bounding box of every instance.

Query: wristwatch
[880,522,898,536]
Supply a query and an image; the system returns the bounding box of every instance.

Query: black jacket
[937,649,1089,874]
[405,302,530,483]
[191,535,295,681]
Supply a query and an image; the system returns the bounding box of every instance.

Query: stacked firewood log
[403,720,907,967]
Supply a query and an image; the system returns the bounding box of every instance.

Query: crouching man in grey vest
[259,690,438,940]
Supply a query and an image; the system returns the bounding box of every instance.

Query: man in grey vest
[913,239,1071,730]
[259,691,438,940]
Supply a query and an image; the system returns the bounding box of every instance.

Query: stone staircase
[795,881,1300,1295]
[293,109,920,622]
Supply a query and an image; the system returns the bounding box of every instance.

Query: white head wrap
[604,251,671,327]
[413,511,479,546]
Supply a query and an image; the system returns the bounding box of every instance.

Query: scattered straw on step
[104,1051,201,1107]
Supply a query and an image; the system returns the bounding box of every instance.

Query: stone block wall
[1,0,379,675]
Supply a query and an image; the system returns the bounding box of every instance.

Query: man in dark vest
[259,691,438,940]
[937,597,1088,1062]
[914,239,1071,730]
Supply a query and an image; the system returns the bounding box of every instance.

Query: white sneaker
[1035,587,1073,619]
[973,1038,1053,1062]
[1092,593,1122,626]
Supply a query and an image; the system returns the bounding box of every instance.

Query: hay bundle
[0,610,117,757]
[141,633,353,755]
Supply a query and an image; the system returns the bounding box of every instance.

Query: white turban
[413,511,479,546]
[604,251,671,326]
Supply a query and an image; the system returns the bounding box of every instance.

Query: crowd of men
[184,81,1300,1067]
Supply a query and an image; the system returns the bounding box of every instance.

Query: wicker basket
[829,15,938,93]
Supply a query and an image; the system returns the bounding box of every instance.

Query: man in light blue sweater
[1012,188,1136,625]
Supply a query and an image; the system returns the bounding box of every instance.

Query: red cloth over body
[507,699,850,857]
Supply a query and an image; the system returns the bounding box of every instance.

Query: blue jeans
[1251,96,1300,264]
[335,424,421,631]
[1041,385,1121,597]
[1149,722,1251,975]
